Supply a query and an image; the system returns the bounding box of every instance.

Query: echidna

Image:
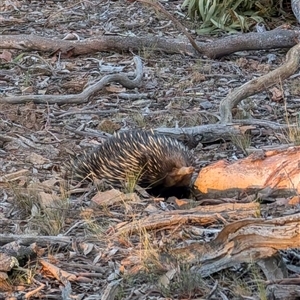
[68,130,195,197]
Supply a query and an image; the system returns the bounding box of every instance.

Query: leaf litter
[0,0,300,299]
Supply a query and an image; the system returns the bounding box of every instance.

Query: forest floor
[0,0,300,299]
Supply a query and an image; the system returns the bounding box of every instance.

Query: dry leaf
[269,86,283,102]
[91,189,124,207]
[0,50,12,62]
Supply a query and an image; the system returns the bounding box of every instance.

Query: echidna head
[164,166,195,187]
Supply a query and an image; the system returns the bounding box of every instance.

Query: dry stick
[0,56,143,104]
[219,42,300,124]
[24,280,45,299]
[137,0,203,55]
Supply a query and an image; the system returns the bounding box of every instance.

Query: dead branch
[0,34,196,56]
[155,124,241,143]
[0,56,143,105]
[154,120,291,144]
[220,42,300,123]
[205,28,300,58]
[114,202,260,235]
[0,29,299,58]
[164,213,300,277]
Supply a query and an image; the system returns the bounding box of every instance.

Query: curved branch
[0,56,143,105]
[219,42,300,123]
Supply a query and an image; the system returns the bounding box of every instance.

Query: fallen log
[195,145,300,197]
[163,213,300,277]
[0,29,298,59]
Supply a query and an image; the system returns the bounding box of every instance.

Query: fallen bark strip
[0,29,298,59]
[114,202,260,235]
[0,56,143,104]
[40,259,77,281]
[220,42,300,123]
[165,213,300,277]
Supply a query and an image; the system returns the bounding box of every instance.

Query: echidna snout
[164,166,195,187]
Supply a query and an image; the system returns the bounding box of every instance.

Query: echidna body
[69,130,194,195]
